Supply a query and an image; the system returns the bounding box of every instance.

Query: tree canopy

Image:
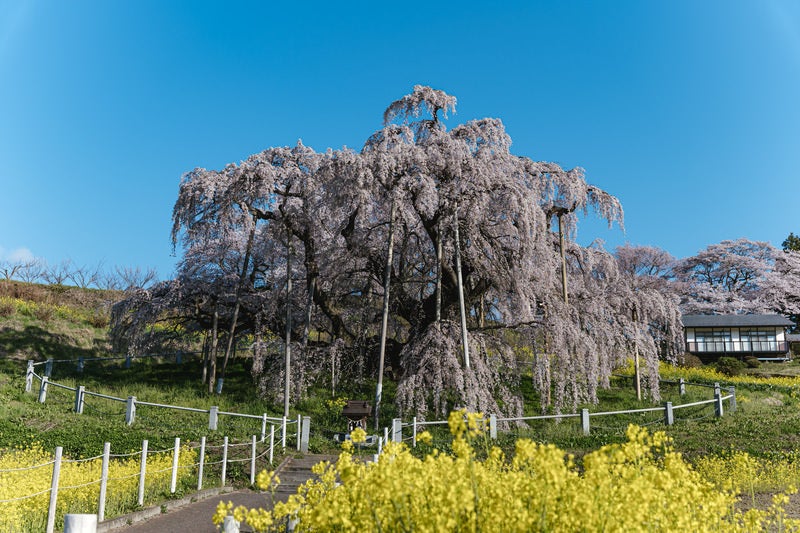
[112,86,684,417]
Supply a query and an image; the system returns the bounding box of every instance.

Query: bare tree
[98,269,123,291]
[42,259,73,286]
[115,265,158,290]
[67,262,101,289]
[17,259,45,283]
[0,259,24,280]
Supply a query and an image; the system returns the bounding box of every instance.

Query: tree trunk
[303,277,315,349]
[298,276,315,401]
[558,213,569,305]
[374,197,396,429]
[479,293,485,328]
[219,221,257,390]
[201,330,209,385]
[331,349,337,397]
[633,306,642,401]
[208,306,219,395]
[454,204,471,369]
[436,219,443,324]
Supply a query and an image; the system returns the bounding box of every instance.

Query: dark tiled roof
[787,334,800,342]
[682,314,795,328]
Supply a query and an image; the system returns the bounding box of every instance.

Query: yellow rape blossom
[215,415,798,532]
[349,427,367,444]
[1,444,196,532]
[416,430,433,446]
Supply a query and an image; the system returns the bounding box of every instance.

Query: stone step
[270,454,340,494]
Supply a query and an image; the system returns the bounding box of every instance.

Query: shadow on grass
[0,324,102,361]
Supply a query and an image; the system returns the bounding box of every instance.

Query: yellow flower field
[0,443,196,532]
[216,411,800,532]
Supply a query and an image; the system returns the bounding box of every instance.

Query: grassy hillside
[0,280,116,361]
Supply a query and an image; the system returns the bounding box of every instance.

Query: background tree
[67,262,101,289]
[115,266,158,291]
[673,239,775,315]
[783,232,800,252]
[762,248,800,332]
[42,259,74,286]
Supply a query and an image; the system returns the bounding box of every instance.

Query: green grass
[5,279,800,486]
[6,339,800,464]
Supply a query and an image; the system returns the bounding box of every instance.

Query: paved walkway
[99,454,339,533]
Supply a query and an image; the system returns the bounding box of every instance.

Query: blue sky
[1,1,799,280]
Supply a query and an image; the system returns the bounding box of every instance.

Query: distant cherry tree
[761,249,800,331]
[615,244,675,283]
[673,239,775,314]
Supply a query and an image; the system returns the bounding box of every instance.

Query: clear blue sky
[1,1,798,280]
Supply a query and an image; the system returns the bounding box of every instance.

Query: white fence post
[209,406,219,431]
[98,442,110,522]
[138,440,148,506]
[26,360,34,392]
[63,514,97,532]
[45,358,53,377]
[250,435,257,486]
[38,376,49,403]
[391,418,402,443]
[679,378,686,396]
[223,515,241,533]
[261,414,267,442]
[215,377,224,394]
[125,354,131,369]
[728,386,737,412]
[46,446,62,533]
[198,436,206,491]
[222,436,229,486]
[714,389,724,418]
[75,385,85,414]
[76,356,84,373]
[412,417,417,447]
[281,417,287,449]
[170,437,180,493]
[301,416,311,453]
[269,426,275,464]
[489,414,497,440]
[664,402,674,426]
[125,396,136,425]
[581,408,590,435]
[296,415,302,451]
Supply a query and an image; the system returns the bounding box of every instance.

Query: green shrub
[743,356,761,369]
[716,356,746,376]
[678,353,704,368]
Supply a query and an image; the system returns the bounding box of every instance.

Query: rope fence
[25,360,306,450]
[392,379,736,447]
[0,432,282,533]
[13,356,744,530]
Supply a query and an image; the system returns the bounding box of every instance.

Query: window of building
[740,328,777,352]
[693,328,732,352]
